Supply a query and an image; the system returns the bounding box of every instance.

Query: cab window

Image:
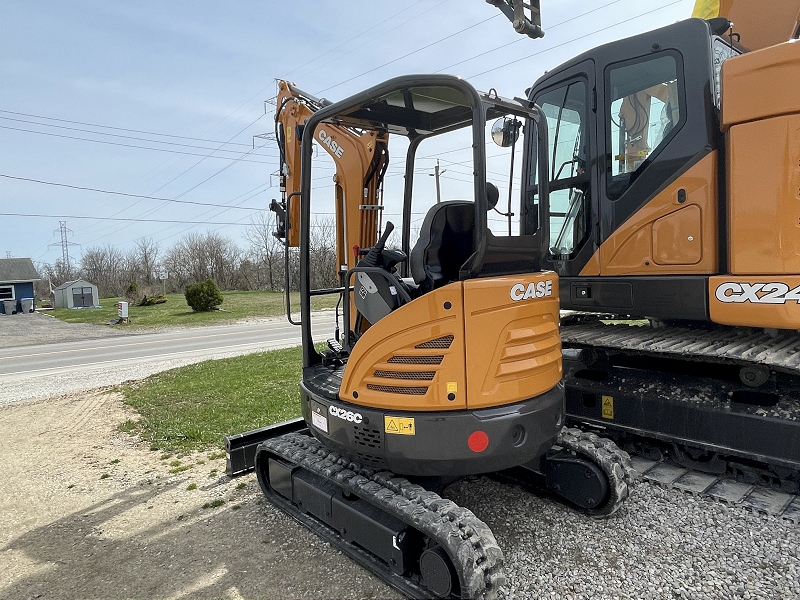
[535,80,590,257]
[607,54,682,199]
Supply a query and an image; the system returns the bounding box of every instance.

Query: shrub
[184,279,223,312]
[139,294,168,307]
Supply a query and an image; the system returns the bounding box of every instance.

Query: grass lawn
[49,290,337,328]
[119,347,303,452]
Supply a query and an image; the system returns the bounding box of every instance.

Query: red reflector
[467,430,489,453]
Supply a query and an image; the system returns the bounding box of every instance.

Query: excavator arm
[486,0,544,38]
[273,80,389,276]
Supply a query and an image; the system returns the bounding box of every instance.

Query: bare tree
[308,218,338,291]
[243,211,284,291]
[34,260,71,300]
[165,231,242,290]
[80,245,125,297]
[134,237,160,286]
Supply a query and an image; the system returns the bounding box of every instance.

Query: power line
[0,123,273,164]
[0,174,265,211]
[146,114,266,198]
[79,114,269,242]
[435,0,625,74]
[83,182,272,244]
[0,114,276,156]
[314,12,501,95]
[117,181,273,246]
[290,1,449,83]
[2,212,254,225]
[0,108,275,149]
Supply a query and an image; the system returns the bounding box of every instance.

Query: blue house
[0,258,41,314]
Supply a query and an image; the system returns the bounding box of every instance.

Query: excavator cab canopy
[291,74,550,369]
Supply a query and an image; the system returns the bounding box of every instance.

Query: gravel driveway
[0,311,130,349]
[1,391,798,600]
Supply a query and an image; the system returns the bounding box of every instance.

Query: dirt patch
[0,312,131,349]
[0,391,396,600]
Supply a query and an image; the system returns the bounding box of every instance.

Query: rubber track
[556,427,637,516]
[561,322,800,375]
[260,432,506,600]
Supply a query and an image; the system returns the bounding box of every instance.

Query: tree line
[34,213,339,300]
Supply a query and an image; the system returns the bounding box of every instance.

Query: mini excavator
[226,75,634,598]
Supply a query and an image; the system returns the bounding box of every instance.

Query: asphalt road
[0,313,336,403]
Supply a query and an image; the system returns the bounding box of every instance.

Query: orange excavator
[229,75,634,600]
[491,0,800,512]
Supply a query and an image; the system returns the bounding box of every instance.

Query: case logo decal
[318,129,345,158]
[715,282,800,304]
[510,280,553,301]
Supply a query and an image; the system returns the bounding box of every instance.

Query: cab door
[530,60,598,277]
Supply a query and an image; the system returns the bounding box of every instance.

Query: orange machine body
[339,273,562,412]
[706,39,800,328]
[717,0,800,51]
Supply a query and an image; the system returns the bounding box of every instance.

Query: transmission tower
[48,221,80,271]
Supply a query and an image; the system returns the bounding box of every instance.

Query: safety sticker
[601,395,614,420]
[446,382,457,393]
[311,408,328,433]
[384,416,415,435]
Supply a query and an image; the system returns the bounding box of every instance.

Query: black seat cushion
[410,201,475,291]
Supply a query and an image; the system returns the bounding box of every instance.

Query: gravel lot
[1,390,798,600]
[1,315,799,599]
[0,311,131,349]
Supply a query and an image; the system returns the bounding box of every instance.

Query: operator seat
[410,200,475,292]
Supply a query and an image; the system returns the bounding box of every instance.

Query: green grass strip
[118,346,303,452]
[49,290,337,328]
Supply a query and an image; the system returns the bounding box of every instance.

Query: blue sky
[0,0,693,266]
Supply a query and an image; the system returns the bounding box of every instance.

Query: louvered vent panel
[367,384,428,395]
[356,452,385,467]
[373,370,436,380]
[387,355,444,365]
[415,335,454,349]
[353,425,382,450]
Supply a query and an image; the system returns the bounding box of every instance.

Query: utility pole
[429,160,446,203]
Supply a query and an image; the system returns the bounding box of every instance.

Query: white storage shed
[52,279,99,309]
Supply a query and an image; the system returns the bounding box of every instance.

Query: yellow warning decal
[601,395,614,420]
[384,416,415,435]
[446,382,457,393]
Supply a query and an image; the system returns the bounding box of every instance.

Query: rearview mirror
[491,117,521,147]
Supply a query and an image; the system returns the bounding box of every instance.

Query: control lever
[358,221,395,268]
